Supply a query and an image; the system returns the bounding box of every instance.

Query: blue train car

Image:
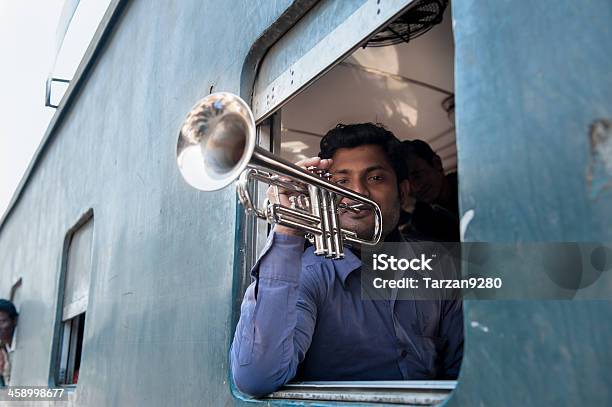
[0,0,611,405]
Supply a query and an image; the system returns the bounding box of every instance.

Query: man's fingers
[294,157,334,172]
[295,156,321,168]
[266,157,335,205]
[318,158,333,170]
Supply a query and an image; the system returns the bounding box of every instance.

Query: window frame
[252,0,421,122]
[5,277,23,352]
[265,381,456,404]
[57,312,86,386]
[49,209,94,388]
[231,0,460,403]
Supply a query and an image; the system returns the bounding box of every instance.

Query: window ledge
[264,380,456,405]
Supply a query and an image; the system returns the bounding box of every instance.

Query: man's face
[0,311,16,344]
[407,154,445,204]
[329,144,406,240]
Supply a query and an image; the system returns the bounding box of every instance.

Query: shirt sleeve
[230,231,320,397]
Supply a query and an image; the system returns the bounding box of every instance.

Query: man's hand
[267,157,333,237]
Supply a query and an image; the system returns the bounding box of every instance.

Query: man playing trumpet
[230,123,463,397]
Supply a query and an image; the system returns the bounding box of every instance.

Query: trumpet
[176,92,382,259]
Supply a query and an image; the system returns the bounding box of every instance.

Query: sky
[0,0,64,218]
[0,0,111,220]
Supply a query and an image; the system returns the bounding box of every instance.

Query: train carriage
[1,0,611,405]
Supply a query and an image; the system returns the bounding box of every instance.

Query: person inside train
[0,299,18,387]
[398,140,460,242]
[230,123,463,397]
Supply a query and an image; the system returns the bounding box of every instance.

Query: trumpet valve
[289,195,297,209]
[297,195,310,210]
[307,166,330,178]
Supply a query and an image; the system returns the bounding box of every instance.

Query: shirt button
[400,350,408,358]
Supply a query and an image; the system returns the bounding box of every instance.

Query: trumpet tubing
[176,92,382,258]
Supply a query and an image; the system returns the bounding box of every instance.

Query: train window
[237,0,459,404]
[8,278,22,348]
[0,277,23,386]
[52,211,94,386]
[241,114,281,279]
[57,312,86,385]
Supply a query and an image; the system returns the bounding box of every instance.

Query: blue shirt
[230,232,463,397]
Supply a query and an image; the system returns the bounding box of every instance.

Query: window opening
[52,212,93,386]
[58,312,86,385]
[236,0,460,404]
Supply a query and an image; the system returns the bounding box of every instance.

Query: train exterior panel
[0,0,611,405]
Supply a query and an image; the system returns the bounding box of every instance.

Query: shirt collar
[333,231,408,286]
[332,246,362,286]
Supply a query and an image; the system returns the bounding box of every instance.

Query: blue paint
[1,0,610,405]
[452,0,612,405]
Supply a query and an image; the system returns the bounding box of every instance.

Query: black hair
[402,139,438,166]
[0,299,18,320]
[319,123,406,181]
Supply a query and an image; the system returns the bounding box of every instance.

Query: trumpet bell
[177,92,256,191]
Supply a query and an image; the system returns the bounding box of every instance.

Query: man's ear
[432,155,444,173]
[399,180,412,211]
